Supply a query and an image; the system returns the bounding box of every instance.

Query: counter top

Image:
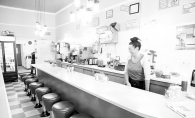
[0,70,12,118]
[61,62,125,75]
[61,62,182,85]
[33,63,195,118]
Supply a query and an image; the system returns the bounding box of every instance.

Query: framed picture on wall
[106,9,113,19]
[129,3,139,15]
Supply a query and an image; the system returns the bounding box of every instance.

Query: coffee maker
[79,47,93,60]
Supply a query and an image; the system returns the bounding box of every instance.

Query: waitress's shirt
[125,53,151,81]
[127,55,145,81]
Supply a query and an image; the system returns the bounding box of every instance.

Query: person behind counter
[125,37,150,91]
[30,52,35,74]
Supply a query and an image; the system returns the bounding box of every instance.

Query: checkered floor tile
[5,80,51,118]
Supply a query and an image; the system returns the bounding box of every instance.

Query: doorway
[16,44,22,66]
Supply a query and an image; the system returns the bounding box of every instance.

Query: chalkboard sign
[159,0,179,10]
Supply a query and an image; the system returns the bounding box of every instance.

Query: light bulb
[93,2,99,13]
[86,8,93,22]
[36,22,39,28]
[77,8,83,19]
[70,11,76,22]
[35,29,38,35]
[43,25,47,32]
[74,0,80,7]
[87,0,94,8]
[39,30,45,37]
[37,24,41,30]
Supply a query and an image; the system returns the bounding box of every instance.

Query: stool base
[24,88,27,92]
[40,111,50,117]
[31,97,36,101]
[34,103,42,108]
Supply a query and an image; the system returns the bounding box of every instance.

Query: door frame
[1,41,18,73]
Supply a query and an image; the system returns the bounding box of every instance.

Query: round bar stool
[29,82,44,101]
[35,87,51,108]
[22,75,34,82]
[19,73,30,79]
[52,101,74,118]
[70,114,94,118]
[22,75,35,92]
[25,78,38,96]
[41,93,60,117]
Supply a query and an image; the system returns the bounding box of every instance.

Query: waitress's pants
[129,77,145,90]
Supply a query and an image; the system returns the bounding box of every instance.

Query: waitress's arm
[124,58,131,86]
[142,55,151,91]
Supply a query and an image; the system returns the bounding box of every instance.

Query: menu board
[182,2,195,14]
[159,0,179,10]
[91,17,99,27]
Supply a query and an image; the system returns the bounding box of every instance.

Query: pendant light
[70,0,100,22]
[34,0,47,37]
[74,0,81,7]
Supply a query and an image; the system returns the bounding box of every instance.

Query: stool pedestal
[34,87,51,109]
[41,93,60,117]
[52,101,74,118]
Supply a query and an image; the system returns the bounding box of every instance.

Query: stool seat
[42,93,60,111]
[34,87,51,109]
[52,101,74,118]
[22,75,34,83]
[70,114,94,118]
[29,82,44,94]
[36,87,51,102]
[41,93,60,117]
[26,78,38,87]
[19,73,30,78]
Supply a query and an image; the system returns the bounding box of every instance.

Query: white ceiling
[0,0,73,13]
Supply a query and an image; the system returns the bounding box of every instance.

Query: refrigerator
[0,36,18,82]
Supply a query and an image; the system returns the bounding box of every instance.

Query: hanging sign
[106,10,113,19]
[76,24,80,29]
[159,0,179,10]
[91,17,99,27]
[182,2,195,14]
[120,5,129,12]
[126,19,139,30]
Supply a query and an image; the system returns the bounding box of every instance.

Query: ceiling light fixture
[34,0,47,37]
[70,0,100,24]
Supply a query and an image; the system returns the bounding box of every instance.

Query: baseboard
[21,66,31,70]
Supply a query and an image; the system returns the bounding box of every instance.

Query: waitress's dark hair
[129,37,141,50]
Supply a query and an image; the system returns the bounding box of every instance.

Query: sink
[114,65,125,71]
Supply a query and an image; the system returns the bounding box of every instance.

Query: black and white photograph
[0,0,195,118]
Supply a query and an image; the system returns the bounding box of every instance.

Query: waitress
[124,37,150,91]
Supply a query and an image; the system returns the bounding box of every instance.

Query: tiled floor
[5,80,51,118]
[18,66,31,74]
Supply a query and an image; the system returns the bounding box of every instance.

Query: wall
[0,6,56,64]
[55,0,195,84]
[140,0,195,83]
[56,0,140,62]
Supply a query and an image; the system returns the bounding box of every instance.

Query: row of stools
[19,73,94,118]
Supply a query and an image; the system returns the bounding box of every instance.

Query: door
[34,40,55,64]
[4,42,16,72]
[16,44,22,66]
[0,43,4,72]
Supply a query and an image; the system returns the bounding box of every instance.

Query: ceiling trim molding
[0,23,55,29]
[55,3,73,15]
[0,5,55,15]
[56,0,137,28]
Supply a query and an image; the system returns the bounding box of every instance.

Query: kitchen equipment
[92,58,97,65]
[114,63,125,71]
[79,47,93,60]
[89,58,93,65]
[97,60,105,67]
[181,81,188,91]
[191,70,195,87]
